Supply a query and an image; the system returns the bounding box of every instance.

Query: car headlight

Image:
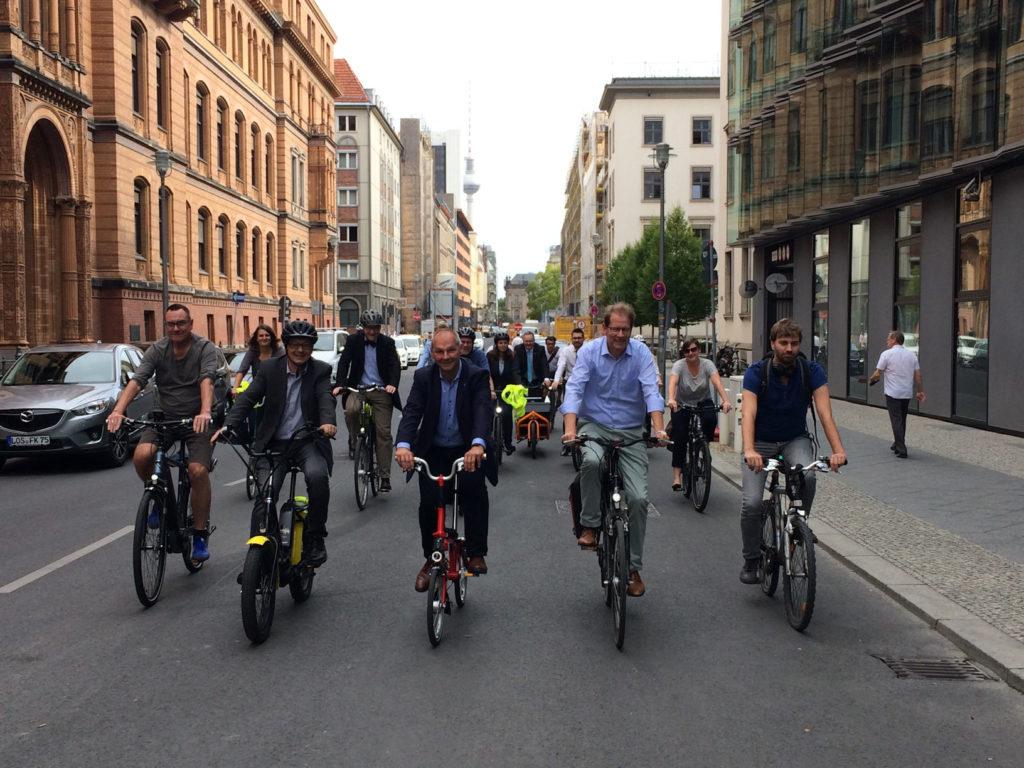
[71,398,113,416]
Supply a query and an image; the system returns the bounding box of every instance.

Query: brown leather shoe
[627,570,646,597]
[577,527,598,549]
[414,560,432,592]
[467,555,487,574]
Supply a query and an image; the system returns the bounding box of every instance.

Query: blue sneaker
[147,507,161,530]
[191,535,210,562]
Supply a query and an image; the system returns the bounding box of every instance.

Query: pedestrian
[868,330,925,459]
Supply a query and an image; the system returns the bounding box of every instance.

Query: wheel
[354,438,371,510]
[681,442,693,498]
[102,426,131,467]
[759,500,780,597]
[493,416,503,467]
[453,547,468,608]
[240,544,277,643]
[784,517,817,631]
[610,518,629,650]
[288,564,315,603]
[132,491,166,607]
[530,437,538,459]
[368,431,379,498]
[572,445,583,472]
[690,441,712,513]
[427,566,446,647]
[245,458,257,500]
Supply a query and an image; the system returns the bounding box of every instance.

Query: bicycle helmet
[457,326,476,341]
[281,319,318,345]
[360,309,384,327]
[493,331,510,342]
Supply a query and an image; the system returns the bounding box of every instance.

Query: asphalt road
[2,365,1023,767]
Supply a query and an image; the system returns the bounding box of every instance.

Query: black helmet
[282,320,318,345]
[360,309,383,327]
[493,331,509,342]
[458,327,476,341]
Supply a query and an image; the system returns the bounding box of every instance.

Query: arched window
[216,215,228,274]
[155,39,170,130]
[216,99,228,170]
[133,178,150,260]
[234,111,245,179]
[251,228,261,283]
[265,134,274,195]
[265,234,275,285]
[235,222,245,278]
[197,208,210,272]
[250,123,260,189]
[339,299,359,327]
[195,84,208,161]
[130,20,147,117]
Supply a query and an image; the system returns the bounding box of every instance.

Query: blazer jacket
[225,355,337,468]
[396,361,498,486]
[486,349,521,392]
[514,344,549,387]
[335,331,403,410]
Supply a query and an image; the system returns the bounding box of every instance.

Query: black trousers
[498,402,514,450]
[670,398,717,469]
[886,395,911,452]
[255,440,331,537]
[418,444,488,558]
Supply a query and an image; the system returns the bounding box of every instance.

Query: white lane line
[0,526,134,594]
[224,477,247,487]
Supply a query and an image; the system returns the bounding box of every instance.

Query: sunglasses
[684,347,699,354]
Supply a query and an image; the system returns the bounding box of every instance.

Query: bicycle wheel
[784,517,817,631]
[690,441,713,513]
[572,445,583,471]
[288,563,315,603]
[494,416,503,467]
[530,437,538,459]
[354,438,371,510]
[610,518,629,650]
[369,429,379,498]
[426,566,446,647]
[453,545,468,608]
[132,491,166,608]
[681,442,693,498]
[759,500,780,596]
[245,457,257,500]
[240,543,277,644]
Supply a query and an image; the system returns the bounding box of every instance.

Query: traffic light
[278,295,292,323]
[701,241,718,286]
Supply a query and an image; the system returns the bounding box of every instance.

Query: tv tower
[463,89,480,223]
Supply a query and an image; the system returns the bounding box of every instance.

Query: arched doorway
[23,119,74,345]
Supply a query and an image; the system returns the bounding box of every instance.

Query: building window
[337,114,356,131]
[848,219,870,400]
[763,19,776,73]
[812,231,829,368]
[857,80,879,153]
[250,124,260,188]
[155,40,169,129]
[265,236,274,284]
[196,86,207,160]
[216,101,227,170]
[882,67,920,148]
[234,113,244,178]
[298,159,305,207]
[747,39,758,86]
[924,0,955,41]
[131,22,145,116]
[339,298,359,326]
[292,245,298,288]
[643,117,663,145]
[895,203,922,386]
[787,107,801,170]
[299,249,306,289]
[235,223,245,278]
[760,119,775,182]
[643,169,662,201]
[723,250,734,317]
[954,179,992,423]
[963,69,997,149]
[337,150,357,169]
[251,229,260,282]
[339,225,358,242]
[265,135,274,194]
[337,187,358,206]
[791,0,807,53]
[197,209,208,272]
[921,86,953,157]
[133,179,148,259]
[338,261,358,279]
[691,168,711,200]
[216,217,227,274]
[692,117,712,145]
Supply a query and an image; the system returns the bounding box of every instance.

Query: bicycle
[225,423,325,644]
[492,401,504,467]
[348,385,387,510]
[758,456,843,631]
[674,403,722,513]
[228,380,263,500]
[570,434,665,650]
[413,456,477,647]
[125,414,214,608]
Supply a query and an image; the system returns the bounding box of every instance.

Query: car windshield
[1,351,115,385]
[313,334,337,352]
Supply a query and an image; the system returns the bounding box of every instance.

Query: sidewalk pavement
[710,398,1024,694]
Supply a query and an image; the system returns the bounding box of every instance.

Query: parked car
[312,328,349,382]
[394,334,423,368]
[392,336,414,369]
[0,343,155,470]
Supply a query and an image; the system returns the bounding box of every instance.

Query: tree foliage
[599,207,710,327]
[527,264,561,318]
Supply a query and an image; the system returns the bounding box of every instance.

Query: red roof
[333,59,368,103]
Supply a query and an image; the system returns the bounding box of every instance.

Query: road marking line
[0,526,134,594]
[224,477,247,487]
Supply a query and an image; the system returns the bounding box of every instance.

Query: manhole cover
[872,655,997,681]
[554,500,660,518]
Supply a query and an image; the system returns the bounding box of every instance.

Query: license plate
[7,435,51,447]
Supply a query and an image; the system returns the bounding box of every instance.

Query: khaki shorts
[137,426,215,471]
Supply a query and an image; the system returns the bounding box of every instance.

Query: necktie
[527,351,534,383]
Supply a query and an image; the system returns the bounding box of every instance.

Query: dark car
[0,343,156,470]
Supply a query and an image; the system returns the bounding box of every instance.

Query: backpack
[756,352,819,443]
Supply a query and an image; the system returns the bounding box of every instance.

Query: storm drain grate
[872,655,998,681]
[554,500,660,518]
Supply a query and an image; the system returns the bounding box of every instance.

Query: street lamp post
[655,142,671,399]
[154,150,173,315]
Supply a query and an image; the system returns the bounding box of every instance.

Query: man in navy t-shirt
[738,318,848,584]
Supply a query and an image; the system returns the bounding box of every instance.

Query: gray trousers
[886,395,910,452]
[740,435,816,562]
[344,389,394,478]
[579,421,650,572]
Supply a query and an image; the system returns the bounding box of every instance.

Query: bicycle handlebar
[347,385,388,394]
[568,434,670,449]
[764,456,847,475]
[122,416,193,429]
[677,403,723,413]
[412,456,465,482]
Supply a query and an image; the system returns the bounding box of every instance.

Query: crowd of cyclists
[106,301,846,598]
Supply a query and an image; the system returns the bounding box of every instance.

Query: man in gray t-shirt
[107,304,219,561]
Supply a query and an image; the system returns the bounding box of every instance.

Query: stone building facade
[399,117,436,334]
[0,0,339,356]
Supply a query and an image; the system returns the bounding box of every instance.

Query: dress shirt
[274,362,307,441]
[553,344,579,383]
[526,349,535,383]
[560,337,664,429]
[397,359,487,451]
[876,344,919,399]
[360,342,383,386]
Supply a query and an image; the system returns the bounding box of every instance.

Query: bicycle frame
[127,417,194,545]
[764,458,824,575]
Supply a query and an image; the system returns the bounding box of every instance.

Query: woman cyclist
[487,331,521,455]
[232,324,284,390]
[667,337,732,491]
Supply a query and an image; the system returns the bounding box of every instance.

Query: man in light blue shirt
[562,302,667,597]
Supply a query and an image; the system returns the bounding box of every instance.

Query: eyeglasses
[684,347,699,354]
[286,342,313,351]
[607,326,631,336]
[166,320,190,328]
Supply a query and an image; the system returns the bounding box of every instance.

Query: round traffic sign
[652,280,667,301]
[413,311,421,321]
[576,320,586,330]
[514,322,523,332]
[590,304,599,317]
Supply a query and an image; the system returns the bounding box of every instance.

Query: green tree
[527,264,561,317]
[599,242,642,309]
[497,297,508,323]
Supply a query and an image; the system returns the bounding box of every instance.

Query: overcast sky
[322,1,721,295]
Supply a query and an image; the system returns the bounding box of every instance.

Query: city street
[2,369,1023,767]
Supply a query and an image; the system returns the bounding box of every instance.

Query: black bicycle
[492,400,504,467]
[759,456,843,631]
[674,403,721,513]
[571,434,664,650]
[125,415,214,607]
[348,385,386,509]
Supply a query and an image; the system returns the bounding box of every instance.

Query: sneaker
[739,558,760,584]
[147,507,161,530]
[305,534,327,567]
[379,477,392,493]
[191,535,210,562]
[504,444,516,456]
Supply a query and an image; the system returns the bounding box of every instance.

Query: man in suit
[214,320,337,566]
[395,328,497,591]
[332,309,402,491]
[515,331,549,397]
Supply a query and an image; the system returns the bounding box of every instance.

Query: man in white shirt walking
[869,330,925,459]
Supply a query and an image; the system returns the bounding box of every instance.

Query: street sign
[576,320,586,330]
[651,280,667,301]
[413,311,421,322]
[590,304,599,317]
[231,291,246,304]
[514,322,523,332]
